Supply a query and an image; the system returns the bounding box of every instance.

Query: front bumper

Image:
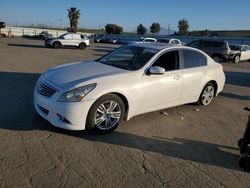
[34,82,95,130]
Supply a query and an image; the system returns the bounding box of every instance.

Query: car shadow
[7,43,82,50]
[220,92,250,101]
[91,48,114,53]
[62,130,241,172]
[8,43,46,49]
[225,71,250,87]
[0,71,243,172]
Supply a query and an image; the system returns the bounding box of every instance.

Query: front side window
[182,50,207,69]
[153,51,179,71]
[98,46,158,70]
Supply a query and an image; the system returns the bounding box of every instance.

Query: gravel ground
[0,37,250,188]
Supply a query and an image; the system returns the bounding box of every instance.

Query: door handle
[173,75,182,80]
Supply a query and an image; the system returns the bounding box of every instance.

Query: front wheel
[198,83,215,106]
[86,94,125,134]
[233,55,240,63]
[53,41,61,49]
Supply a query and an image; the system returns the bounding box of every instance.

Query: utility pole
[168,24,170,35]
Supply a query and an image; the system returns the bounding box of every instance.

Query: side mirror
[149,66,165,75]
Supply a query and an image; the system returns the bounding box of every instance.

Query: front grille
[37,81,57,97]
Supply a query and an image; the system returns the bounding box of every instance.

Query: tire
[212,55,222,63]
[86,94,125,134]
[79,42,86,50]
[238,138,243,148]
[233,55,240,63]
[239,155,250,172]
[197,82,215,106]
[53,41,61,49]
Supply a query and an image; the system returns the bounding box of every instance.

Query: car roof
[128,43,190,51]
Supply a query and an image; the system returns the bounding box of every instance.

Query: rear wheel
[53,41,61,49]
[79,42,86,50]
[86,94,125,134]
[198,83,215,106]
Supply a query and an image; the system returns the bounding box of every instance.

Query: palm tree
[67,7,80,33]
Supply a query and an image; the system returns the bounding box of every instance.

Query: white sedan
[229,44,250,63]
[34,43,225,133]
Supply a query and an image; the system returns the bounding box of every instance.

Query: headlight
[57,83,96,102]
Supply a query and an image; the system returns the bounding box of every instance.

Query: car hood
[44,61,128,88]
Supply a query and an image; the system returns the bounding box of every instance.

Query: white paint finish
[34,44,225,130]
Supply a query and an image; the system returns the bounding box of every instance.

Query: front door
[135,50,183,113]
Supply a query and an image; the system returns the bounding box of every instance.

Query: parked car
[109,38,120,44]
[157,38,182,45]
[45,33,90,49]
[94,35,105,43]
[34,43,225,134]
[129,37,157,44]
[186,39,231,63]
[229,44,250,63]
[142,37,157,43]
[39,31,53,40]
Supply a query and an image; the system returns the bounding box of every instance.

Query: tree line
[68,7,210,36]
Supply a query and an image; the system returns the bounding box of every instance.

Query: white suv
[45,33,90,50]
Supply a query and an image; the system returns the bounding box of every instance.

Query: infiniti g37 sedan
[34,43,225,133]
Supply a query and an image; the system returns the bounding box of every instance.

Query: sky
[0,0,249,31]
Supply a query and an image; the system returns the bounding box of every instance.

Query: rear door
[180,49,208,103]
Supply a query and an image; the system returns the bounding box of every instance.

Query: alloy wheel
[201,85,214,105]
[94,101,121,130]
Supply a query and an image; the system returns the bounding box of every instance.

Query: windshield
[229,45,241,51]
[97,46,158,70]
[59,33,67,39]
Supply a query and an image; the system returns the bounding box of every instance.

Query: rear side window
[182,50,207,69]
